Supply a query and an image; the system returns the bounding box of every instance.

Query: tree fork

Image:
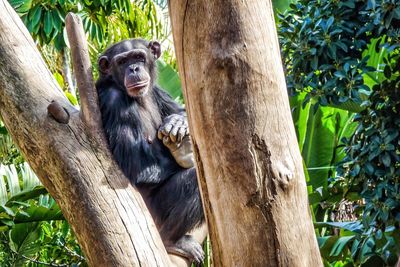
[0,2,171,266]
[169,1,323,266]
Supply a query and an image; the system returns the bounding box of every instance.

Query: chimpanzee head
[98,39,161,98]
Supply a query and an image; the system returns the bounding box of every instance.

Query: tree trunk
[0,2,171,266]
[169,1,323,266]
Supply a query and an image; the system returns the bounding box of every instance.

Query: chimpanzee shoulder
[152,86,184,118]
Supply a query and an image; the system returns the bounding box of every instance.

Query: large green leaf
[9,222,41,265]
[20,162,41,190]
[0,164,21,196]
[7,186,47,204]
[290,92,311,149]
[156,59,182,100]
[330,236,355,257]
[291,95,356,191]
[44,11,53,38]
[14,205,63,223]
[8,0,32,13]
[315,221,363,234]
[272,0,292,13]
[363,38,390,88]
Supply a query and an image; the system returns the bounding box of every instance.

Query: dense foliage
[337,51,400,265]
[280,0,399,110]
[279,0,400,266]
[10,0,167,49]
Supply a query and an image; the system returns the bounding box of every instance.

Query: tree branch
[65,13,101,137]
[0,2,171,266]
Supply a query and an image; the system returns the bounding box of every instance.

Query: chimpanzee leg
[149,168,205,263]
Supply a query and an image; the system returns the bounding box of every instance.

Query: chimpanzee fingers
[159,114,189,143]
[157,129,164,140]
[158,120,176,140]
[162,136,172,147]
[169,120,184,143]
[176,126,188,143]
[160,115,178,135]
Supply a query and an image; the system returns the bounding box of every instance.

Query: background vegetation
[0,0,399,266]
[279,0,400,266]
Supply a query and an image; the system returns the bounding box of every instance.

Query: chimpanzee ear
[98,56,110,74]
[148,41,161,59]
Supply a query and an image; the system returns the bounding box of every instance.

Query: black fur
[96,39,205,253]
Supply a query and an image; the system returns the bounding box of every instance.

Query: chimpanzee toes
[166,235,205,265]
[191,242,205,264]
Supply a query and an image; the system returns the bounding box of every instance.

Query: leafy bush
[279,0,400,265]
[0,164,85,266]
[279,0,400,110]
[337,51,400,265]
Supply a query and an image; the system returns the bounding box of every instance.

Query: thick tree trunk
[169,1,323,266]
[0,2,171,266]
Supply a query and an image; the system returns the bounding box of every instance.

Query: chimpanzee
[95,38,205,264]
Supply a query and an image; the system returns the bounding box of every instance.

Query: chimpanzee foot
[166,235,204,264]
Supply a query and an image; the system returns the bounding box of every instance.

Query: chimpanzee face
[98,39,161,98]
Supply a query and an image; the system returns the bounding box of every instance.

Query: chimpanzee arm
[153,87,195,168]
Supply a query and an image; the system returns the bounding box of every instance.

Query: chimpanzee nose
[129,65,140,73]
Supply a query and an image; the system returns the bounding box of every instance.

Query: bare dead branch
[65,13,101,137]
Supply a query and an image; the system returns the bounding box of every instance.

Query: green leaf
[44,11,53,38]
[29,5,42,29]
[330,235,355,256]
[0,205,15,217]
[1,165,21,196]
[381,152,391,167]
[156,60,182,100]
[272,0,291,13]
[65,91,79,106]
[326,17,334,30]
[9,222,41,266]
[7,186,47,204]
[334,71,347,79]
[0,168,8,205]
[10,0,32,13]
[300,105,351,190]
[318,235,339,258]
[315,221,363,234]
[311,56,318,70]
[51,10,62,31]
[54,72,64,88]
[14,205,63,223]
[20,162,41,190]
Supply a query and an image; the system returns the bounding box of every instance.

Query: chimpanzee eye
[134,54,145,62]
[118,58,127,65]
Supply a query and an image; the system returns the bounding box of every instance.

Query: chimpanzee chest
[137,102,162,142]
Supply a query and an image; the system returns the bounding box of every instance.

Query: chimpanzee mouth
[125,80,149,91]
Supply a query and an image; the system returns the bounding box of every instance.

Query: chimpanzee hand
[158,114,188,143]
[158,114,194,168]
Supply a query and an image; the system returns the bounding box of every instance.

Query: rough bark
[0,2,171,266]
[169,1,323,266]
